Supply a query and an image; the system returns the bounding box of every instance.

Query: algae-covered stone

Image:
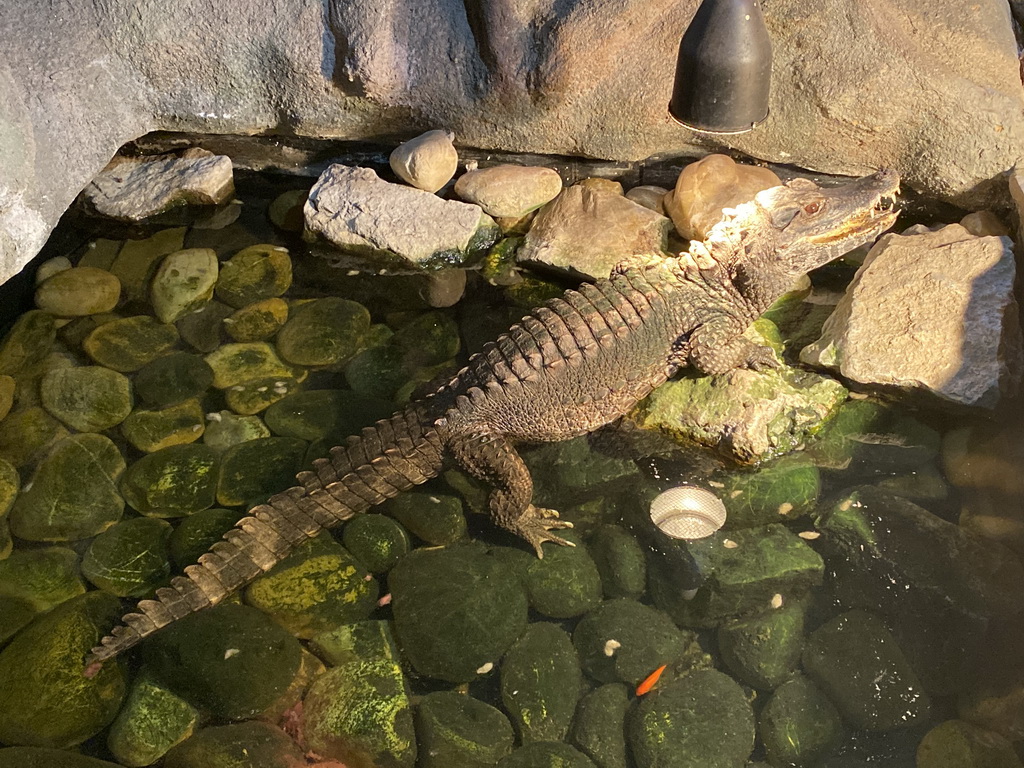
[302,658,416,767]
[803,609,930,730]
[0,456,18,516]
[121,444,219,517]
[110,228,187,304]
[573,598,692,686]
[416,691,515,768]
[526,436,641,509]
[392,311,461,369]
[345,342,411,399]
[121,398,205,452]
[718,595,808,691]
[310,619,399,667]
[0,406,68,467]
[134,352,214,407]
[204,342,297,389]
[0,374,13,420]
[570,683,630,768]
[268,188,307,232]
[223,297,289,342]
[0,547,85,612]
[276,297,371,367]
[265,389,392,442]
[163,722,304,768]
[215,244,293,308]
[144,602,302,720]
[0,519,10,562]
[390,543,528,683]
[342,513,411,573]
[916,720,1023,768]
[589,524,646,600]
[501,622,581,743]
[35,267,121,316]
[84,315,180,372]
[168,507,240,567]
[759,675,843,767]
[216,436,306,506]
[0,310,56,375]
[58,313,121,351]
[498,741,597,768]
[0,591,126,748]
[244,534,379,638]
[718,455,821,529]
[382,491,467,546]
[202,410,271,450]
[0,594,33,644]
[107,674,199,767]
[223,376,302,415]
[495,530,603,618]
[0,748,122,767]
[629,669,754,768]
[151,248,219,323]
[11,347,78,410]
[39,365,133,432]
[10,434,125,541]
[175,298,232,353]
[82,517,173,597]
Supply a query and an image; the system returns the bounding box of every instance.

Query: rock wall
[2,0,1023,284]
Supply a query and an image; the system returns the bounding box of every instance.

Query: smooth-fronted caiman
[85,169,900,670]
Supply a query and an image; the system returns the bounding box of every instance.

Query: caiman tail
[84,404,445,670]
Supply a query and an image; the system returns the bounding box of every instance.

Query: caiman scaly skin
[85,170,900,671]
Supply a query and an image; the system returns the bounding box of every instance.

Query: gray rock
[454,164,563,218]
[84,149,234,221]
[625,185,668,213]
[304,164,500,269]
[389,129,459,193]
[802,225,1023,409]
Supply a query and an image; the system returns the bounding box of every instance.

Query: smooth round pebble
[35,267,121,316]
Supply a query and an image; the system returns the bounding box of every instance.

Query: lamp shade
[669,0,772,134]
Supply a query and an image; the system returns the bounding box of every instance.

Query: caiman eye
[804,201,822,214]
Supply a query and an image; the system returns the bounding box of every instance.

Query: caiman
[85,169,900,670]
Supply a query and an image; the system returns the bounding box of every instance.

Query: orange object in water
[635,664,668,696]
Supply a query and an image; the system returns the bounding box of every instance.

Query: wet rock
[82,516,173,597]
[802,225,1023,409]
[344,343,412,400]
[956,615,1024,741]
[134,352,214,408]
[588,524,646,600]
[573,598,694,686]
[10,434,124,541]
[0,547,85,639]
[11,346,79,410]
[393,310,461,368]
[0,592,126,748]
[517,184,671,280]
[759,675,843,767]
[717,455,820,530]
[625,185,668,213]
[202,410,270,450]
[85,149,233,221]
[570,683,630,768]
[501,622,581,743]
[265,389,389,443]
[275,297,371,367]
[78,238,122,270]
[717,595,808,691]
[664,155,781,240]
[34,256,72,284]
[39,365,132,432]
[215,436,306,507]
[416,690,515,768]
[34,266,121,316]
[341,514,410,573]
[144,602,302,720]
[916,720,1022,768]
[309,619,399,667]
[0,457,16,516]
[421,268,468,307]
[499,742,596,768]
[83,315,179,372]
[109,229,188,305]
[304,164,500,269]
[204,341,298,389]
[0,748,122,767]
[0,374,14,420]
[0,310,56,376]
[803,609,930,730]
[267,188,308,232]
[649,524,824,628]
[244,534,378,638]
[223,296,289,342]
[150,247,218,323]
[0,406,69,467]
[389,129,459,193]
[162,721,304,768]
[223,376,302,415]
[175,298,232,352]
[107,673,199,767]
[454,164,563,218]
[390,543,528,683]
[168,507,240,567]
[495,530,603,618]
[628,668,755,768]
[214,244,293,309]
[525,436,640,510]
[382,491,467,547]
[120,444,219,517]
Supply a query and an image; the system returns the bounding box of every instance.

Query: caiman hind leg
[447,428,574,558]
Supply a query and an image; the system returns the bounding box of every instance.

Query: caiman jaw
[805,169,901,246]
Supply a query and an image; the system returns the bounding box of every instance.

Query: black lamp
[669,0,773,134]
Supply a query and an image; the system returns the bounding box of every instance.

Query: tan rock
[389,130,458,193]
[35,267,121,316]
[454,164,562,218]
[576,177,623,195]
[625,185,668,213]
[960,210,1010,238]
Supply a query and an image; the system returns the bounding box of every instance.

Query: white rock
[389,130,458,193]
[453,164,562,218]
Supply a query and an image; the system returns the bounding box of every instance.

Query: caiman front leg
[447,428,574,558]
[677,317,781,375]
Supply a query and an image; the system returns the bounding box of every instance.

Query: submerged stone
[268,188,308,232]
[382,491,467,546]
[40,365,133,432]
[588,524,647,600]
[718,455,820,529]
[0,406,69,467]
[134,352,214,407]
[916,720,1024,768]
[0,374,13,420]
[717,595,808,691]
[759,675,843,767]
[570,683,630,768]
[121,398,205,452]
[215,436,306,507]
[204,342,297,389]
[83,315,180,372]
[82,516,173,597]
[344,342,412,400]
[525,436,641,510]
[223,375,302,415]
[416,690,515,768]
[151,248,219,323]
[276,297,371,367]
[162,722,304,768]
[202,410,270,451]
[341,513,411,573]
[120,444,219,517]
[0,547,85,613]
[495,530,603,619]
[107,673,199,768]
[168,507,240,568]
[109,228,187,304]
[0,456,18,516]
[0,748,122,768]
[214,244,293,308]
[265,390,391,443]
[309,619,399,667]
[0,311,57,376]
[34,266,121,316]
[175,298,232,353]
[498,742,596,768]
[223,297,289,342]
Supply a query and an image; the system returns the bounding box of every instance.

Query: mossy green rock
[39,365,133,432]
[83,315,180,372]
[0,519,10,562]
[223,297,289,342]
[526,436,640,509]
[82,517,173,597]
[265,389,392,442]
[345,343,411,399]
[176,299,232,353]
[573,598,692,686]
[0,591,126,747]
[216,436,306,506]
[629,669,754,768]
[268,188,307,232]
[110,228,187,304]
[0,748,122,768]
[496,530,603,618]
[34,266,121,316]
[570,683,631,768]
[168,507,240,567]
[718,455,820,530]
[163,722,304,768]
[416,691,515,768]
[276,297,371,367]
[803,609,930,730]
[215,244,293,309]
[0,547,85,612]
[11,347,78,409]
[134,352,214,407]
[718,595,808,691]
[0,310,56,375]
[0,594,34,643]
[223,376,302,415]
[202,410,271,450]
[10,434,125,541]
[310,620,399,667]
[150,248,218,323]
[392,311,461,369]
[649,524,824,628]
[498,742,596,768]
[107,674,199,767]
[301,658,416,767]
[0,406,68,467]
[245,535,379,638]
[390,543,528,683]
[382,491,467,546]
[342,513,411,573]
[0,374,13,420]
[916,720,1024,768]
[501,622,581,743]
[144,602,302,720]
[121,444,219,517]
[759,675,842,768]
[588,524,646,600]
[204,342,298,389]
[0,456,18,516]
[121,398,205,452]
